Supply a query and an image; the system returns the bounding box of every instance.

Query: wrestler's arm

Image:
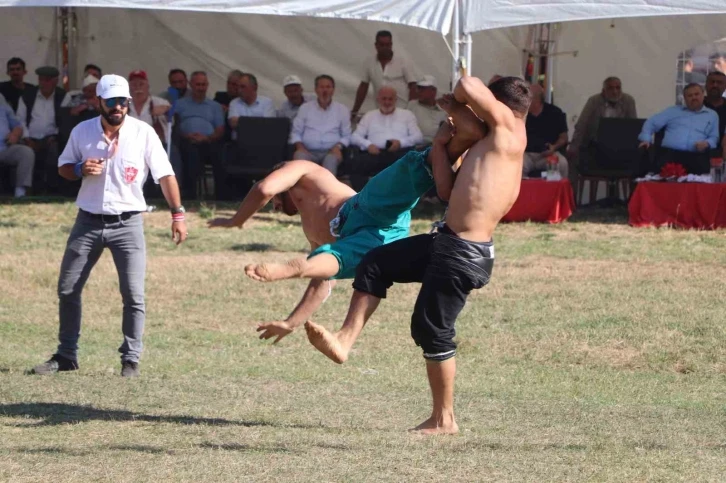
[453,76,514,128]
[207,161,314,228]
[429,121,456,201]
[256,242,338,343]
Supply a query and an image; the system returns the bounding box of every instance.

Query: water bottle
[710,158,724,183]
[546,155,559,181]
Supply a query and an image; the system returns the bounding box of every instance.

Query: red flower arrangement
[660,162,686,179]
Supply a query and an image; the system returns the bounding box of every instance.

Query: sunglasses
[103,97,129,109]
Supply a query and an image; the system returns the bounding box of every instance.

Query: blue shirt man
[639,84,719,153]
[175,95,225,137]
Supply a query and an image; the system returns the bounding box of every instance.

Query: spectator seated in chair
[703,71,726,150]
[522,83,569,179]
[62,74,100,117]
[349,86,423,190]
[227,73,275,141]
[0,103,35,197]
[175,71,225,199]
[277,75,315,121]
[406,75,447,145]
[567,76,637,189]
[290,74,351,176]
[16,66,65,193]
[638,83,719,175]
[0,57,35,114]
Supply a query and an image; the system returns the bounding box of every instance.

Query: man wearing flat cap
[16,66,66,192]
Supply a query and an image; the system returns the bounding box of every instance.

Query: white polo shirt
[17,92,58,139]
[361,54,416,107]
[58,116,174,215]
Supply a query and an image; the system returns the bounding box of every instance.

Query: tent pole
[451,0,460,88]
[465,33,472,76]
[545,24,554,103]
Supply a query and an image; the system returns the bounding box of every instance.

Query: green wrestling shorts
[309,148,434,279]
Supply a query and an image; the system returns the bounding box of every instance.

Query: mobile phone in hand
[385,140,393,150]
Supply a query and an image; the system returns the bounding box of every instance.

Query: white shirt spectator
[362,55,416,107]
[406,100,448,144]
[128,95,171,140]
[58,116,174,215]
[277,94,315,121]
[17,92,58,139]
[228,95,276,139]
[351,108,423,149]
[290,100,352,151]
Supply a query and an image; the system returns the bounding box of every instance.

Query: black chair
[578,117,646,205]
[222,117,291,198]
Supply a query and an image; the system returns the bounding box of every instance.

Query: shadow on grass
[252,215,302,227]
[198,442,293,453]
[231,243,275,252]
[0,402,312,429]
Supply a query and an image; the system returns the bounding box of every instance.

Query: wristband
[73,161,85,178]
[172,214,185,222]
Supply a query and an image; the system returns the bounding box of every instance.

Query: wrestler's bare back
[285,161,356,247]
[446,121,527,243]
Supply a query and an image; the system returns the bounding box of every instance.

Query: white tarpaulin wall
[0,7,527,112]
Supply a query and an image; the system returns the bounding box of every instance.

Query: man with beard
[639,83,719,174]
[349,86,423,190]
[207,95,485,344]
[567,77,637,186]
[31,74,187,378]
[703,71,726,151]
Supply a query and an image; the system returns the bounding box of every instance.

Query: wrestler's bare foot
[305,321,349,364]
[410,414,459,435]
[244,258,305,282]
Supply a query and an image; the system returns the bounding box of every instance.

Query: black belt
[80,209,141,223]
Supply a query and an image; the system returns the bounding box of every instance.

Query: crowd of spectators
[2,33,726,201]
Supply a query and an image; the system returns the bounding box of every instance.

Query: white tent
[2,1,726,118]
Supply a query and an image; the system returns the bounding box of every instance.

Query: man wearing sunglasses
[31,74,187,378]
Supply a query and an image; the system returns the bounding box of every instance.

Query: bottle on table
[710,158,724,183]
[546,154,561,181]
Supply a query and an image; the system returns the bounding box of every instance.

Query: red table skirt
[502,179,575,223]
[628,182,726,229]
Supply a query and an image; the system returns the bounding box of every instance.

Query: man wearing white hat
[31,74,187,378]
[407,75,448,145]
[62,74,101,116]
[277,75,314,121]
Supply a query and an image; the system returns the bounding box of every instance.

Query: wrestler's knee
[352,251,390,299]
[411,318,457,362]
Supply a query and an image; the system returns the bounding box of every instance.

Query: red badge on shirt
[124,166,139,183]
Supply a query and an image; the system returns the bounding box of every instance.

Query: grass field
[1,199,725,482]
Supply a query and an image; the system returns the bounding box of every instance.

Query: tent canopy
[4,0,726,34]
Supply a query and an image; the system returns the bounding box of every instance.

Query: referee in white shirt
[32,74,187,378]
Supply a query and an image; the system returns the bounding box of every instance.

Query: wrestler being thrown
[208,103,485,343]
[305,76,532,435]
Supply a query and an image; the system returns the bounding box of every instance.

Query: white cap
[96,74,131,99]
[82,74,100,88]
[283,75,302,87]
[417,75,437,88]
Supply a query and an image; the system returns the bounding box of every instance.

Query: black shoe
[121,361,140,378]
[31,354,79,375]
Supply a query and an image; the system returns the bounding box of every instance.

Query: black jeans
[178,138,222,200]
[353,225,494,361]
